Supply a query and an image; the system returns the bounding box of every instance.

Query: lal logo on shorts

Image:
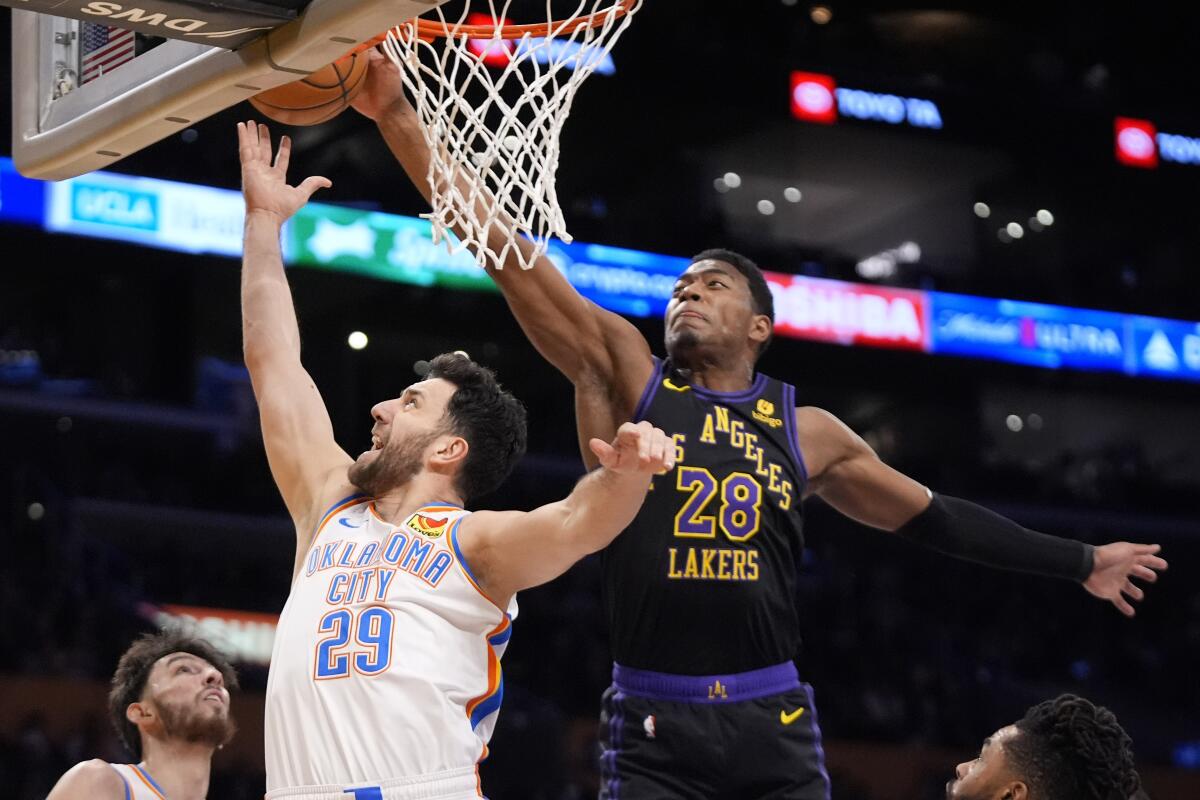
[405,513,449,538]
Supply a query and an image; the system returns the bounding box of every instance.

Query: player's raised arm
[238,121,351,542]
[797,405,1168,617]
[352,49,652,399]
[454,421,675,605]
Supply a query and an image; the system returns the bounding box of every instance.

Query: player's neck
[371,473,463,524]
[139,739,213,800]
[672,353,757,392]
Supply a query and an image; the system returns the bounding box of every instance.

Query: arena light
[973,202,991,218]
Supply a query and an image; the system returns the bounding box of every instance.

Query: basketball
[249,52,368,126]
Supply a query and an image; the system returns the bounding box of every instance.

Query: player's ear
[126,701,152,727]
[431,435,468,471]
[748,314,771,347]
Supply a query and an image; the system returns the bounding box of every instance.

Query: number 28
[674,467,762,542]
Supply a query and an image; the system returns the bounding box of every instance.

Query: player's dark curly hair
[1006,694,1141,800]
[108,629,238,760]
[427,352,527,501]
[689,248,775,356]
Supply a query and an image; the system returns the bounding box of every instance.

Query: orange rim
[350,0,636,52]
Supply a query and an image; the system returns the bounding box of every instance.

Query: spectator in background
[946,693,1141,800]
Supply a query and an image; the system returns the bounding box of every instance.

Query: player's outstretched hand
[1083,542,1168,617]
[238,120,331,223]
[350,47,415,122]
[589,421,676,476]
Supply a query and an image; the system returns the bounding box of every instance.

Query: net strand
[381,0,641,270]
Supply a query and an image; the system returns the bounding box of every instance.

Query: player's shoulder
[47,759,126,799]
[794,406,862,448]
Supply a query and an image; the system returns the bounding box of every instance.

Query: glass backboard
[10,0,447,180]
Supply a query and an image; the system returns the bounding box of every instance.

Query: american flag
[80,24,136,85]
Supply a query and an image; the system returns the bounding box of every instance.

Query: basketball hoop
[373,1,643,270]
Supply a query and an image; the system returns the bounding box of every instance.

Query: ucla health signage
[45,169,246,256]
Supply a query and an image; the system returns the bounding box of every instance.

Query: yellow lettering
[700,415,716,444]
[742,431,758,461]
[714,406,730,433]
[672,433,687,464]
[753,446,770,478]
[780,481,793,511]
[730,419,745,449]
[664,547,760,582]
[732,549,747,580]
[768,463,783,494]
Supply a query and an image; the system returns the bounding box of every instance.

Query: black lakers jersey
[603,357,809,675]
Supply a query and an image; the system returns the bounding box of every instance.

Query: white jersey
[108,763,167,799]
[265,495,517,797]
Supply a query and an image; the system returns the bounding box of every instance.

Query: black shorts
[598,662,830,800]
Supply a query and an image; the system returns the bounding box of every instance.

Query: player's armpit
[46,760,126,800]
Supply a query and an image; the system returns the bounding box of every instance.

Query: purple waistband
[612,661,799,703]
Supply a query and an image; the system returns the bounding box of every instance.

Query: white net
[380,1,642,270]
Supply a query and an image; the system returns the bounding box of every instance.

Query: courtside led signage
[790,71,943,130]
[790,72,838,125]
[467,13,616,75]
[1115,116,1200,168]
[1115,117,1159,168]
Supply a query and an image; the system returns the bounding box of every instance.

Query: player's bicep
[47,760,125,800]
[249,359,352,521]
[799,407,929,531]
[456,506,583,599]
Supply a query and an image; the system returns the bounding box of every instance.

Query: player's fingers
[614,424,640,455]
[589,437,615,466]
[1131,565,1158,583]
[1134,543,1162,555]
[274,134,292,173]
[238,121,258,161]
[1113,595,1136,618]
[257,122,271,161]
[1123,581,1144,602]
[1139,555,1169,571]
[299,176,333,199]
[647,432,667,467]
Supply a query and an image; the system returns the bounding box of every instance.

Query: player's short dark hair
[690,248,775,356]
[108,629,238,760]
[427,352,527,501]
[1006,694,1141,800]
